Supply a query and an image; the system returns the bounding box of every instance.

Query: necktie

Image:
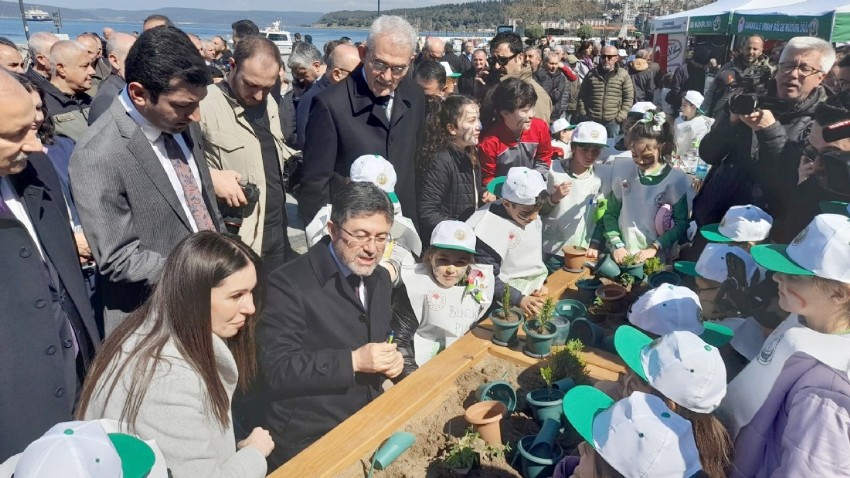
[376,96,391,121]
[162,133,216,231]
[346,274,364,306]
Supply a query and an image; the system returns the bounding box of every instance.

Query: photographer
[704,35,774,117]
[780,91,850,241]
[201,36,299,268]
[739,37,833,238]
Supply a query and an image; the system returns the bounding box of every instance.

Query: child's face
[631,138,662,170]
[774,273,824,317]
[573,441,599,478]
[680,100,697,121]
[504,201,541,226]
[571,144,602,169]
[559,129,574,143]
[429,249,472,287]
[450,104,481,148]
[500,105,535,135]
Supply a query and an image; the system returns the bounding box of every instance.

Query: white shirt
[362,68,393,120]
[119,90,203,232]
[1,176,46,260]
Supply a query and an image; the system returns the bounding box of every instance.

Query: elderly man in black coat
[257,182,403,467]
[0,70,101,461]
[298,15,425,226]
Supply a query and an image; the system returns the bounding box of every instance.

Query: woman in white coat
[78,232,273,478]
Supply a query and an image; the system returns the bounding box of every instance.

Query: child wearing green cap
[390,221,494,379]
[722,214,850,476]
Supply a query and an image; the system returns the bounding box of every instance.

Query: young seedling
[498,285,517,322]
[550,339,590,385]
[540,365,554,390]
[643,257,664,276]
[443,428,484,471]
[621,253,640,267]
[618,272,635,289]
[534,297,556,334]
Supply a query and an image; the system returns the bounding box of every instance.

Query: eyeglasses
[368,58,409,77]
[778,62,822,78]
[339,226,392,246]
[492,52,520,66]
[602,54,619,60]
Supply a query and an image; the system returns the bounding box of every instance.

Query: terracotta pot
[596,283,628,313]
[464,400,506,446]
[562,245,587,272]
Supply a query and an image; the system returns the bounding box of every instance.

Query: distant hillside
[0,2,323,26]
[319,1,507,30]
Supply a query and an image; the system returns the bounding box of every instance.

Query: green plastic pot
[566,318,604,348]
[575,278,602,304]
[474,380,517,414]
[620,262,646,281]
[592,254,621,279]
[490,307,523,347]
[526,388,565,425]
[517,435,565,478]
[372,431,416,470]
[522,320,558,358]
[648,270,682,288]
[555,299,588,322]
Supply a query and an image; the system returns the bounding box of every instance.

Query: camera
[719,70,791,116]
[221,181,260,233]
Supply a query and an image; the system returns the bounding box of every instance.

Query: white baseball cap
[618,48,627,57]
[550,118,575,135]
[751,214,850,284]
[14,420,156,478]
[501,167,546,206]
[628,284,733,347]
[430,220,477,254]
[563,387,703,478]
[701,205,773,242]
[350,154,397,194]
[698,243,764,285]
[571,121,608,147]
[615,326,727,413]
[439,61,462,78]
[629,102,657,115]
[683,90,705,110]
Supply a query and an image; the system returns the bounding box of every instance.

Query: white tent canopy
[737,0,850,16]
[652,0,811,32]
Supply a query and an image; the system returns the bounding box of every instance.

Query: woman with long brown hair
[78,232,273,477]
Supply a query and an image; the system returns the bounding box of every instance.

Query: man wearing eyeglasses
[576,45,634,138]
[257,182,403,466]
[299,16,425,228]
[738,37,833,238]
[488,31,552,124]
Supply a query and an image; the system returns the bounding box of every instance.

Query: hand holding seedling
[352,342,404,378]
[612,247,629,264]
[521,295,546,317]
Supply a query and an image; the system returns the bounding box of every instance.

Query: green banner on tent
[834,12,850,42]
[731,12,833,40]
[689,14,730,35]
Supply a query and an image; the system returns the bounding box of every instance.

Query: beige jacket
[200,83,296,254]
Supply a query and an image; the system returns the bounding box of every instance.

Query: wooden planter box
[268,268,626,478]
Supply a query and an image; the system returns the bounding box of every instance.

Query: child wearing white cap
[607,327,733,477]
[541,121,608,259]
[598,102,657,164]
[390,221,494,377]
[306,155,421,275]
[467,167,550,317]
[549,118,576,159]
[603,112,694,264]
[674,90,714,174]
[554,387,706,478]
[721,214,850,476]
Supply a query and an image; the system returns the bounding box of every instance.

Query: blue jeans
[604,120,621,138]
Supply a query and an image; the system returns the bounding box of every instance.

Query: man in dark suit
[298,15,425,226]
[258,182,403,467]
[0,69,101,461]
[88,32,135,125]
[70,26,223,334]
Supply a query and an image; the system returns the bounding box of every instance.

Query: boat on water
[24,7,51,22]
[260,20,293,59]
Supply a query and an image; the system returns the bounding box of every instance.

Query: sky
[28,0,460,12]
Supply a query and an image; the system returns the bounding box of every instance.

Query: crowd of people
[0,10,850,478]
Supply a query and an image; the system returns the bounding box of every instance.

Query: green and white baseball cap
[819,201,850,216]
[675,243,765,286]
[570,121,608,147]
[628,284,733,347]
[14,420,156,478]
[430,220,477,254]
[350,154,398,202]
[440,61,462,78]
[751,214,850,284]
[563,387,703,478]
[700,205,773,243]
[501,167,546,206]
[614,326,727,413]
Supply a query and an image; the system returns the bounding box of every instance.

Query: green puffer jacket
[576,66,634,124]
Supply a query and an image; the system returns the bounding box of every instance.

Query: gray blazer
[83,328,267,477]
[70,97,224,334]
